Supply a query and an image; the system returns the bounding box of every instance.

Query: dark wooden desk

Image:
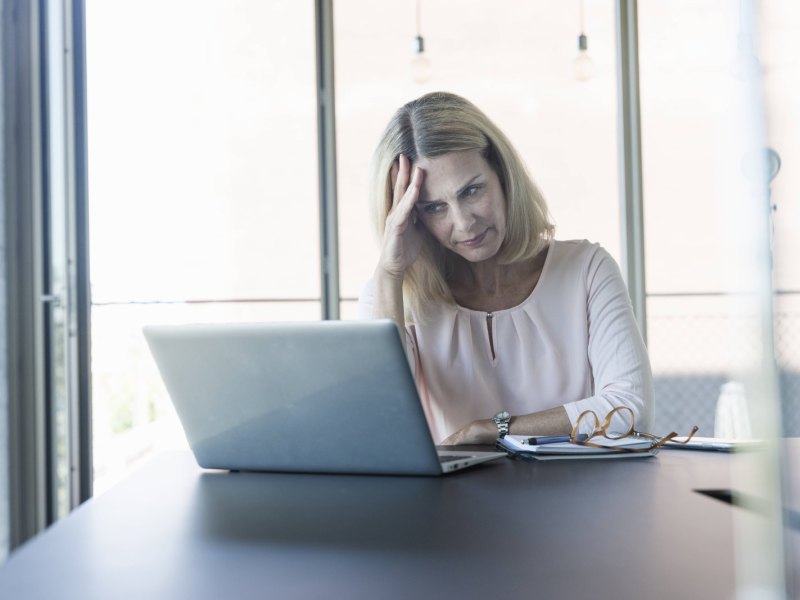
[0,446,796,599]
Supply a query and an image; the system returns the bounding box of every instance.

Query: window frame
[2,0,92,552]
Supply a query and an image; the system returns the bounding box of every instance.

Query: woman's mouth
[459,230,488,247]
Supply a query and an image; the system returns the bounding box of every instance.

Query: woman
[358,91,654,445]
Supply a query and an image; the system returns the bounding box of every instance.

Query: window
[761,1,800,435]
[84,0,796,492]
[334,0,620,318]
[639,0,800,436]
[85,0,319,492]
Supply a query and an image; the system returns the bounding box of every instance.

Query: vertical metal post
[315,0,340,320]
[40,0,92,517]
[616,0,647,342]
[67,0,93,505]
[2,0,49,548]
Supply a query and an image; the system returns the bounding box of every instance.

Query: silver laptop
[143,319,504,475]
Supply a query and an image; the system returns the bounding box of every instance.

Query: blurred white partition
[639,0,793,596]
[721,2,787,597]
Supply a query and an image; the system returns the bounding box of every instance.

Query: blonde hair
[369,91,554,320]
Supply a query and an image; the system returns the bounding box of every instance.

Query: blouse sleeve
[562,247,655,434]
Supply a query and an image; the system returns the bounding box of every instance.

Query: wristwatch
[493,410,511,438]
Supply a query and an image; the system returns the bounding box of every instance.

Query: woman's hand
[378,154,425,279]
[441,419,497,446]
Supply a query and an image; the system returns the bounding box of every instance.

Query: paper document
[498,435,656,460]
[663,436,762,452]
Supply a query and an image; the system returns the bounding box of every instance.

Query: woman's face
[414,150,506,263]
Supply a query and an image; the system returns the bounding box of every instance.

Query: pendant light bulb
[573,1,593,82]
[411,35,432,84]
[574,34,594,82]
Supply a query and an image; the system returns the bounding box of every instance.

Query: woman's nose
[450,205,476,232]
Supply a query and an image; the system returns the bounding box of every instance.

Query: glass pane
[91,301,321,494]
[640,1,799,436]
[761,2,800,443]
[761,3,800,591]
[45,0,73,521]
[85,0,321,493]
[647,295,759,436]
[334,0,620,302]
[761,3,800,295]
[339,300,360,321]
[86,0,319,303]
[640,3,750,295]
[639,0,743,437]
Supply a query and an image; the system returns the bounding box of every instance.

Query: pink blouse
[358,239,654,443]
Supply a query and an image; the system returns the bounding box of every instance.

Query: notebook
[143,320,504,476]
[497,434,657,460]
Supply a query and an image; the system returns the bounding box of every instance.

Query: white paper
[499,434,654,456]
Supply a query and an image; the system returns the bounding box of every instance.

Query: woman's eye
[463,185,482,198]
[422,203,445,215]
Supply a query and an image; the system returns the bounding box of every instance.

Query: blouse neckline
[454,240,555,316]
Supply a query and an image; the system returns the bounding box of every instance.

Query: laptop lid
[143,320,447,475]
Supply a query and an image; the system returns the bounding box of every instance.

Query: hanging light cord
[415,0,425,54]
[578,0,588,51]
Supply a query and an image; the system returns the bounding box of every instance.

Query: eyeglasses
[569,406,699,453]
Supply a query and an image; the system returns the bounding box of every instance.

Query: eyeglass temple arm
[648,425,700,450]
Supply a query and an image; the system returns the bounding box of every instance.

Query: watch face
[495,411,510,422]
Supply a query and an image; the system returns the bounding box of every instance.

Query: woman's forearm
[443,406,573,445]
[508,406,572,436]
[372,268,407,330]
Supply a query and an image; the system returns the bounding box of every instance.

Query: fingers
[392,154,410,206]
[406,163,424,200]
[388,154,424,224]
[398,162,424,215]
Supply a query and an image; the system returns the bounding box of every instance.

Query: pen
[526,434,588,445]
